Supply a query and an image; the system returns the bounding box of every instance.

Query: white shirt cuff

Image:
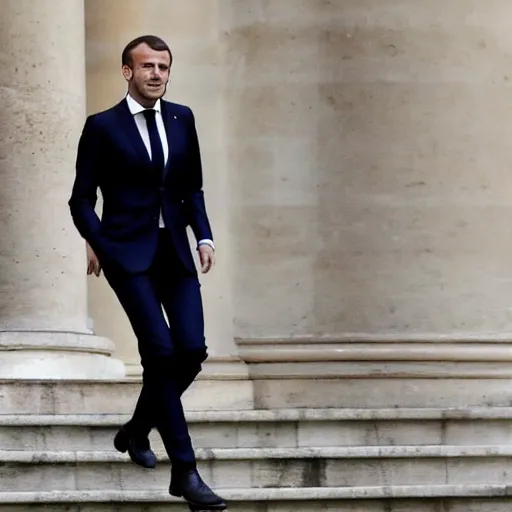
[198,239,215,250]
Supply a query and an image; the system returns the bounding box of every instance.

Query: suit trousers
[103,228,207,467]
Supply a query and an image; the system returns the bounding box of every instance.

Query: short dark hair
[122,35,173,67]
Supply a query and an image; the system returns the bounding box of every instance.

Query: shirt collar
[126,93,162,116]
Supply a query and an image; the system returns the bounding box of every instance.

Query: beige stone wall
[84,1,512,373]
[223,0,512,340]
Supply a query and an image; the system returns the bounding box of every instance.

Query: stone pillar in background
[222,1,512,406]
[84,0,244,378]
[0,0,125,378]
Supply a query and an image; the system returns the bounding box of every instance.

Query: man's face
[123,43,171,104]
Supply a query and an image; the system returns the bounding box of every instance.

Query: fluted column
[84,0,244,378]
[0,0,125,378]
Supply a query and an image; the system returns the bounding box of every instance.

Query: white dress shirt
[126,94,214,250]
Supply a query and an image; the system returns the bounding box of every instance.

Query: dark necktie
[143,109,165,181]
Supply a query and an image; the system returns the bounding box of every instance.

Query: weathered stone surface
[0,0,124,378]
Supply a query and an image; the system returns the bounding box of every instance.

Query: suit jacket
[69,98,213,274]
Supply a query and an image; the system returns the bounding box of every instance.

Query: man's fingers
[87,258,102,277]
[93,261,102,277]
[199,246,215,274]
[201,253,213,273]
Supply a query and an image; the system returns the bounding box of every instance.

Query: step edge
[3,446,512,462]
[4,407,512,425]
[0,484,512,503]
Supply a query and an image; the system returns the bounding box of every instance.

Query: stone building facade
[2,0,512,400]
[1,1,512,509]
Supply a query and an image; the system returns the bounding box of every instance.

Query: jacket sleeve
[183,107,214,243]
[68,116,105,253]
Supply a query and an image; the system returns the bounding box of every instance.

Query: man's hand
[198,244,215,274]
[86,242,102,277]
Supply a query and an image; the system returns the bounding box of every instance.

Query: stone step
[2,377,512,414]
[0,379,254,414]
[2,447,512,491]
[0,486,511,511]
[2,408,512,451]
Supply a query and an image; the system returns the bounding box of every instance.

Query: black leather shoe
[170,467,227,510]
[113,425,157,469]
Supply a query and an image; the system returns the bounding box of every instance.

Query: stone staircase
[1,381,512,510]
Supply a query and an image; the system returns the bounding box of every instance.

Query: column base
[0,332,126,379]
[238,335,512,408]
[238,335,512,378]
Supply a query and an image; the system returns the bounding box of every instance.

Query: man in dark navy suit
[69,35,226,511]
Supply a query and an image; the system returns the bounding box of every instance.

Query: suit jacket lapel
[115,99,152,166]
[161,100,175,181]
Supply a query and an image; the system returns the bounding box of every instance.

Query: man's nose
[151,66,162,78]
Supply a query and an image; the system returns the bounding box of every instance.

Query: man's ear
[122,65,133,82]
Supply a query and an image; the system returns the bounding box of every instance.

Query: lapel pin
[174,115,177,119]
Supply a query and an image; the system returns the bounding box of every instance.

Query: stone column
[223,1,512,407]
[0,0,125,379]
[84,0,245,378]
